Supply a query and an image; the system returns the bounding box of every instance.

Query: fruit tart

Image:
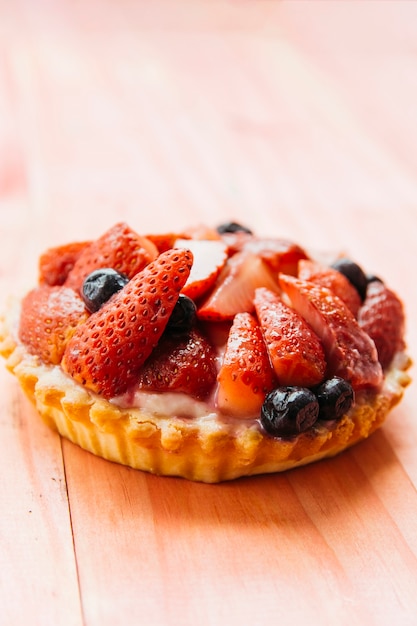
[0,221,411,482]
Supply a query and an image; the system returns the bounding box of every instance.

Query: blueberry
[216,221,253,235]
[260,387,319,437]
[82,268,129,312]
[166,294,197,333]
[315,376,355,421]
[331,258,368,301]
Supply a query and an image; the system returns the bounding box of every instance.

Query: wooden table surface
[1,1,417,624]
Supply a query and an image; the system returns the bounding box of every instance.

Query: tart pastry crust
[1,303,411,483]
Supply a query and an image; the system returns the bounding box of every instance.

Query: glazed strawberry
[174,238,228,301]
[39,241,91,286]
[182,224,222,241]
[254,287,326,387]
[62,248,193,398]
[197,251,280,321]
[65,222,159,292]
[242,238,309,275]
[298,259,362,317]
[145,232,190,253]
[137,327,217,399]
[280,275,383,389]
[19,285,89,365]
[358,279,406,369]
[216,312,276,417]
[217,230,254,255]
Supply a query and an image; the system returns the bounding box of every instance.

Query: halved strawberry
[242,238,309,275]
[19,285,89,365]
[39,241,91,286]
[65,222,159,292]
[216,312,276,417]
[279,275,383,389]
[62,248,193,398]
[298,259,362,317]
[218,230,254,255]
[181,224,222,241]
[144,232,190,253]
[137,327,217,399]
[358,280,406,369]
[197,251,280,321]
[254,287,326,387]
[174,238,228,301]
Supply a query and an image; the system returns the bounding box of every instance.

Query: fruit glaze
[0,221,411,482]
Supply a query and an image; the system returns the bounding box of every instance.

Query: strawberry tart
[0,221,411,482]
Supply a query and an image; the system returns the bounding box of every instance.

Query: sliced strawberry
[200,319,233,351]
[145,232,190,254]
[279,275,383,389]
[197,251,280,321]
[19,285,89,365]
[39,241,91,286]
[358,280,406,369]
[216,312,276,417]
[137,327,217,399]
[298,259,362,317]
[218,230,254,255]
[174,238,228,301]
[181,224,222,241]
[62,248,193,398]
[254,287,326,387]
[65,222,159,292]
[242,238,309,275]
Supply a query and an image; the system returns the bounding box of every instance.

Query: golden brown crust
[1,302,412,482]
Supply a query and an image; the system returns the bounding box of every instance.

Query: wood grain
[1,1,416,624]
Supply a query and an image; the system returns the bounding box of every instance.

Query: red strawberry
[145,232,190,253]
[19,285,89,365]
[39,241,91,286]
[65,222,159,292]
[242,238,309,275]
[181,224,222,241]
[62,248,193,398]
[279,275,383,389]
[218,230,254,255]
[358,280,406,369]
[216,312,276,417]
[254,287,326,387]
[174,238,228,301]
[137,327,217,399]
[197,251,280,321]
[298,259,362,317]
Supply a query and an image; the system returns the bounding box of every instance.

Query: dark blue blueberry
[82,268,129,312]
[216,222,253,235]
[166,294,197,333]
[260,387,319,437]
[331,258,368,301]
[315,376,354,421]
